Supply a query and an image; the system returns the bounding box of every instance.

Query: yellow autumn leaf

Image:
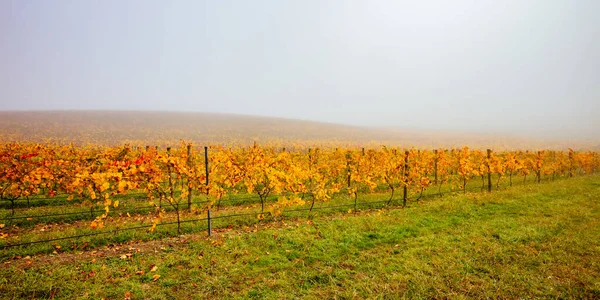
[149,219,159,232]
[100,181,110,192]
[118,181,127,193]
[152,274,161,282]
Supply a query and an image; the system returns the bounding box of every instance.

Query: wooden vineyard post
[187,144,193,212]
[538,151,543,183]
[434,149,438,185]
[205,146,211,237]
[346,151,352,189]
[569,151,574,177]
[487,149,492,193]
[308,148,313,190]
[403,150,409,207]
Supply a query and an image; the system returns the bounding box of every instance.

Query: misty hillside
[0,111,595,150]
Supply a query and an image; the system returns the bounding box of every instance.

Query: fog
[1,0,599,139]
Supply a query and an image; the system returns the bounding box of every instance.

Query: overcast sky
[1,0,599,139]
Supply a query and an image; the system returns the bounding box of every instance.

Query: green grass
[1,174,599,299]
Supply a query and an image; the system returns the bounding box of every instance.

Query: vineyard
[1,141,599,258]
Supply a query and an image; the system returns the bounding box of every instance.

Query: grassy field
[1,174,599,299]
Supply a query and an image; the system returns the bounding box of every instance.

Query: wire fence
[0,174,563,251]
[0,183,490,224]
[0,191,305,223]
[0,200,378,250]
[1,169,537,224]
[2,198,211,221]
